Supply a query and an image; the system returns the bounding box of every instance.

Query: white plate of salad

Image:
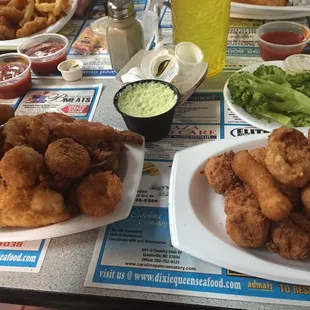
[223,60,310,134]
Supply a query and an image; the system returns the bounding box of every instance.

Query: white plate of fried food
[0,109,145,241]
[0,0,77,50]
[231,0,310,19]
[169,126,310,285]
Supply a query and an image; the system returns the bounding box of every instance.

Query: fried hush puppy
[225,185,270,248]
[0,146,43,188]
[267,215,310,260]
[0,105,14,126]
[265,127,310,188]
[77,171,122,217]
[0,185,72,227]
[232,150,292,221]
[3,115,49,151]
[205,151,238,195]
[45,138,91,179]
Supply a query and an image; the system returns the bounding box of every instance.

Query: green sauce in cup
[117,81,177,118]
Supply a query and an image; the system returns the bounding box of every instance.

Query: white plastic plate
[0,0,77,51]
[169,135,310,285]
[223,60,308,134]
[230,10,310,19]
[231,2,310,15]
[0,141,145,241]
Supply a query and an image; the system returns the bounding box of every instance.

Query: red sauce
[0,62,31,99]
[260,31,307,61]
[24,42,67,75]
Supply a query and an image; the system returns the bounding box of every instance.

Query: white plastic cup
[175,42,204,74]
[57,59,83,82]
[136,11,159,45]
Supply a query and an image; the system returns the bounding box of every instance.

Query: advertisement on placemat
[85,90,310,306]
[0,240,50,272]
[0,84,102,121]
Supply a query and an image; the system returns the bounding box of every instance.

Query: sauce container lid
[107,0,135,21]
[284,54,310,74]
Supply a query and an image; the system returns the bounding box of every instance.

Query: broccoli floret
[227,70,310,127]
[287,72,310,97]
[253,65,288,85]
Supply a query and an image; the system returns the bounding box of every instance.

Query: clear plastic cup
[256,21,310,61]
[18,33,69,75]
[136,11,159,46]
[0,53,32,99]
[91,16,109,50]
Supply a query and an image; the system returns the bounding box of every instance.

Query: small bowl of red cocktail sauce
[0,53,32,99]
[17,34,69,76]
[257,21,310,61]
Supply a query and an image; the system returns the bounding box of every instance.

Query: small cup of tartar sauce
[57,59,84,82]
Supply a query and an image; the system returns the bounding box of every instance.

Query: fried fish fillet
[0,184,72,227]
[16,17,48,38]
[0,6,23,24]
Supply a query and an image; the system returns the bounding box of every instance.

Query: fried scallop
[265,127,310,187]
[205,151,238,195]
[45,138,91,179]
[77,171,122,217]
[0,146,43,188]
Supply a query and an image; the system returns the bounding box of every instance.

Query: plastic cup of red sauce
[257,21,310,61]
[0,53,32,99]
[17,33,69,76]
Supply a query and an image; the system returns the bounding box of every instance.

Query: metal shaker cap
[107,0,135,20]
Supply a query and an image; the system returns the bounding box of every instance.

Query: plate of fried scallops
[0,0,77,50]
[0,110,145,241]
[169,126,310,285]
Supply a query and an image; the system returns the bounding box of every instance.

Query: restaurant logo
[169,125,217,139]
[230,127,268,137]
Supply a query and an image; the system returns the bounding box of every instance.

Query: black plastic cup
[114,80,180,142]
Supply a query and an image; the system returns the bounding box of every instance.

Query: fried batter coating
[225,185,270,248]
[0,105,14,125]
[117,130,143,146]
[3,115,49,151]
[7,0,27,10]
[266,127,310,188]
[51,119,118,146]
[205,151,238,195]
[36,112,74,130]
[0,25,15,40]
[232,150,292,221]
[0,146,43,188]
[45,138,91,179]
[289,212,310,233]
[249,147,266,166]
[16,17,48,38]
[0,185,72,227]
[0,6,23,24]
[267,217,310,260]
[301,184,310,217]
[77,171,122,217]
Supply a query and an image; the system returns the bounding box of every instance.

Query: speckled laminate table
[0,77,308,310]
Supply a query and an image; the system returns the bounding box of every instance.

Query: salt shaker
[107,0,144,72]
